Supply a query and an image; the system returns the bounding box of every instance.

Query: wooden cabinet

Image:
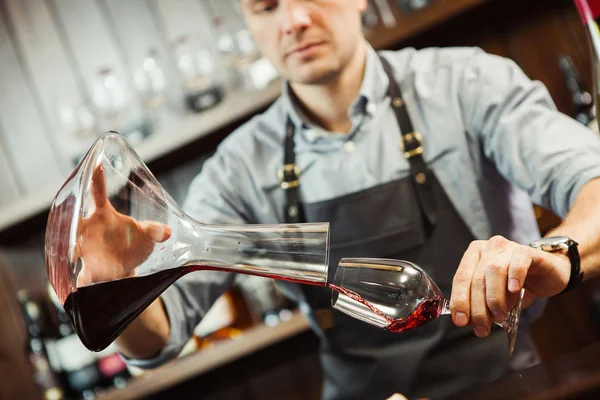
[0,260,41,400]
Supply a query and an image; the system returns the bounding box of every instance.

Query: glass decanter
[45,131,330,352]
[331,258,525,356]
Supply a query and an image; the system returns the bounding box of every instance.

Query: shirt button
[366,102,377,115]
[344,141,356,153]
[305,129,317,141]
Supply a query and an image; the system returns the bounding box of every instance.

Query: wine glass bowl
[331,258,446,328]
[331,258,524,356]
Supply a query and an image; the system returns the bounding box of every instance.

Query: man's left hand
[449,235,570,337]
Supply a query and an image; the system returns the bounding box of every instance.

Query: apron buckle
[402,131,424,159]
[279,163,301,189]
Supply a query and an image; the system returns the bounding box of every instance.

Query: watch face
[530,236,574,251]
[533,236,570,247]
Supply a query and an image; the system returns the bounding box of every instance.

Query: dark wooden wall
[0,260,41,400]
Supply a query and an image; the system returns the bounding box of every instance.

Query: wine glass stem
[441,297,451,316]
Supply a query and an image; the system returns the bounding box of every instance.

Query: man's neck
[290,41,367,133]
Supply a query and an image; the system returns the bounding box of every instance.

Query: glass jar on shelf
[54,99,97,168]
[174,34,225,113]
[132,49,168,111]
[232,29,278,91]
[90,67,151,146]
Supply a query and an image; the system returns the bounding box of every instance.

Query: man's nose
[280,0,311,35]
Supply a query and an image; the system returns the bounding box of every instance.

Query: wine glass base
[502,288,525,357]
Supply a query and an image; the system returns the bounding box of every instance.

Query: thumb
[138,220,172,242]
[387,395,408,400]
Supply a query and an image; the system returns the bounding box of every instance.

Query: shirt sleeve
[459,48,600,218]
[123,144,254,369]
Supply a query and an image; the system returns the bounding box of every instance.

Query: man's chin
[287,64,340,86]
[282,54,341,85]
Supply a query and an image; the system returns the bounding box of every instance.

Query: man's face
[241,0,368,85]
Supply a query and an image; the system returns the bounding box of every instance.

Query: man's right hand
[76,164,172,286]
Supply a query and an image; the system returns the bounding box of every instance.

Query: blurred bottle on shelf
[234,29,278,91]
[54,99,98,168]
[373,0,397,27]
[45,284,131,400]
[0,259,44,400]
[90,67,151,146]
[363,1,382,34]
[17,290,65,400]
[559,55,595,127]
[396,0,435,14]
[206,0,278,91]
[133,48,168,111]
[574,0,600,126]
[205,0,242,89]
[131,48,180,135]
[213,20,240,88]
[174,34,225,113]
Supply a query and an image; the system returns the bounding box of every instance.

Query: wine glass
[331,258,525,356]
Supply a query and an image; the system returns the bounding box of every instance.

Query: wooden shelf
[367,0,492,49]
[97,311,311,400]
[0,81,282,235]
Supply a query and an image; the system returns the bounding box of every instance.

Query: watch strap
[561,238,583,294]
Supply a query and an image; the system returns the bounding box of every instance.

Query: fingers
[507,246,532,294]
[470,258,491,337]
[139,220,172,242]
[91,163,108,208]
[450,241,482,328]
[504,246,533,311]
[473,236,511,335]
[452,236,534,338]
[483,242,513,324]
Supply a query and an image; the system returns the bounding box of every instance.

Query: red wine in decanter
[64,265,326,352]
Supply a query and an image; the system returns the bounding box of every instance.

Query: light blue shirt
[126,43,600,368]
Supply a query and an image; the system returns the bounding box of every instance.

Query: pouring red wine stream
[64,267,439,352]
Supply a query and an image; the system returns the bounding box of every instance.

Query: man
[79,0,600,398]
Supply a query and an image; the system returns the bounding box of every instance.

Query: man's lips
[285,41,325,57]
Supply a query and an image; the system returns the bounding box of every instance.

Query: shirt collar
[280,41,390,137]
[357,42,389,114]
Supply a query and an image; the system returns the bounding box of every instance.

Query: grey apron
[277,55,516,400]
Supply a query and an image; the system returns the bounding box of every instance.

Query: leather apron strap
[280,55,438,228]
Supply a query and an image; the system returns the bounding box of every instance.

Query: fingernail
[492,311,506,321]
[509,279,520,292]
[474,325,488,337]
[455,312,468,326]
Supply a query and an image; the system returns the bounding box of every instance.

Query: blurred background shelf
[0,80,281,237]
[0,0,499,239]
[97,310,311,400]
[367,0,492,49]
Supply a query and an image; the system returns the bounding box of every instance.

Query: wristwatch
[528,236,583,294]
